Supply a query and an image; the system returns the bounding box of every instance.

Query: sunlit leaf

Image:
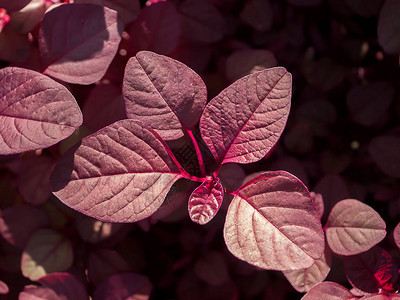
[301,282,354,300]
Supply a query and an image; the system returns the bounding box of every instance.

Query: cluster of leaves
[0,0,399,299]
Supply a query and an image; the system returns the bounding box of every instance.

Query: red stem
[186,129,207,177]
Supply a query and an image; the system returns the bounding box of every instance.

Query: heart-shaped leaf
[123,51,207,140]
[21,228,73,281]
[369,135,400,178]
[51,119,186,223]
[301,282,354,300]
[325,199,386,256]
[39,3,123,84]
[0,67,82,155]
[378,0,400,54]
[394,222,400,250]
[224,171,324,271]
[188,178,223,225]
[343,246,399,293]
[200,67,291,166]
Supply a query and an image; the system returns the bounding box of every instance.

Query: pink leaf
[188,178,224,225]
[74,0,140,24]
[38,273,89,300]
[224,171,324,271]
[127,1,180,55]
[178,0,227,43]
[240,0,273,31]
[343,246,399,293]
[123,51,207,140]
[0,67,82,155]
[360,295,400,300]
[0,0,30,11]
[200,67,291,166]
[378,0,400,54]
[50,119,185,223]
[301,282,355,300]
[0,280,8,294]
[92,273,153,300]
[19,286,60,300]
[39,3,123,85]
[283,246,332,292]
[21,228,74,281]
[394,222,400,250]
[369,135,400,178]
[326,199,386,256]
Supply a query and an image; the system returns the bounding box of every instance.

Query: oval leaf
[19,286,60,300]
[21,228,73,281]
[92,273,153,300]
[200,67,291,166]
[188,178,223,225]
[39,3,123,85]
[377,0,400,54]
[0,280,8,294]
[38,273,89,300]
[343,246,399,293]
[0,67,82,155]
[50,119,185,223]
[394,222,400,250]
[326,199,386,256]
[123,51,207,140]
[224,171,324,271]
[369,135,400,178]
[301,282,354,300]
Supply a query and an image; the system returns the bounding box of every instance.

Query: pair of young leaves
[0,51,324,271]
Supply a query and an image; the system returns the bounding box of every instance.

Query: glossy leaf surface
[377,0,400,54]
[92,273,153,300]
[369,135,400,178]
[21,228,73,281]
[123,51,207,140]
[224,171,324,270]
[39,3,123,84]
[39,273,88,300]
[51,119,185,223]
[326,199,386,256]
[343,246,399,293]
[301,282,354,300]
[0,67,82,155]
[188,178,223,225]
[200,67,291,166]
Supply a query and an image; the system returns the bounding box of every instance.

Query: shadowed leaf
[394,223,400,250]
[0,0,30,11]
[378,0,400,54]
[369,135,400,178]
[38,273,89,300]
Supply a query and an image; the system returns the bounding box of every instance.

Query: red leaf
[179,0,227,43]
[301,282,355,300]
[92,273,153,300]
[343,246,399,293]
[0,0,30,11]
[326,199,386,256]
[394,222,400,250]
[127,1,180,55]
[240,0,273,31]
[21,228,74,281]
[74,0,140,24]
[200,67,291,166]
[369,135,400,178]
[0,67,82,155]
[38,273,89,300]
[50,119,186,223]
[39,3,123,84]
[188,178,224,225]
[378,0,400,54]
[224,171,324,270]
[123,51,207,140]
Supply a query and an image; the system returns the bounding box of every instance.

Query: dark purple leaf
[283,246,332,292]
[38,273,88,300]
[343,246,399,293]
[0,280,8,294]
[301,282,355,300]
[224,171,324,270]
[92,273,153,300]
[269,155,309,187]
[369,135,400,178]
[283,121,313,155]
[0,67,82,155]
[74,0,141,24]
[21,228,73,281]
[0,204,49,249]
[127,1,180,55]
[39,3,123,84]
[10,0,47,34]
[123,51,207,140]
[194,251,229,286]
[188,178,223,225]
[240,0,273,31]
[0,25,30,62]
[225,49,277,83]
[179,0,227,43]
[170,42,211,74]
[200,67,291,166]
[326,199,386,256]
[217,163,246,191]
[347,82,394,127]
[83,83,126,132]
[394,222,400,250]
[344,0,384,17]
[19,286,60,300]
[50,119,186,223]
[378,0,400,54]
[0,0,30,11]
